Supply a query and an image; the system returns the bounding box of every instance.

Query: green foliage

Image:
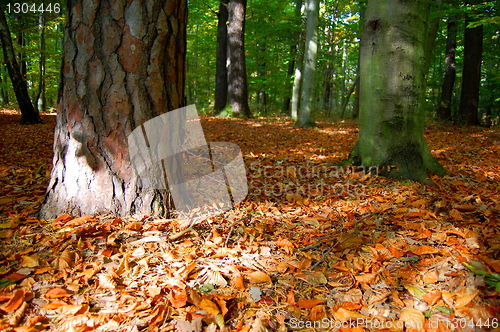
[186,0,364,116]
[0,2,64,110]
[186,0,218,113]
[425,1,500,123]
[463,261,500,292]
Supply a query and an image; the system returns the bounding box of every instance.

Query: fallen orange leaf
[56,304,89,315]
[423,291,442,306]
[54,214,72,223]
[200,298,220,315]
[449,209,464,221]
[248,271,271,283]
[44,288,71,299]
[42,301,68,310]
[64,215,93,227]
[296,298,325,309]
[414,245,439,256]
[169,288,187,308]
[332,307,368,321]
[232,272,245,291]
[20,254,39,268]
[0,289,25,313]
[309,304,327,321]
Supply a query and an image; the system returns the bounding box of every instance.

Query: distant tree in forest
[40,0,187,218]
[0,8,41,124]
[294,0,319,128]
[457,1,483,126]
[346,0,446,183]
[437,17,457,121]
[214,0,229,113]
[227,0,251,118]
[282,0,302,115]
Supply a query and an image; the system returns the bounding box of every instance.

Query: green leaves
[463,261,500,292]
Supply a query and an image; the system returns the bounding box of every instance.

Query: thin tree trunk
[227,0,252,118]
[351,2,365,119]
[15,17,26,79]
[352,61,360,119]
[290,0,304,120]
[340,75,359,119]
[282,0,303,115]
[339,40,347,112]
[436,18,457,121]
[214,0,229,112]
[290,44,303,120]
[294,0,319,128]
[323,63,332,114]
[0,62,7,104]
[458,13,483,126]
[256,42,267,114]
[40,0,187,218]
[36,13,47,112]
[423,0,442,77]
[0,10,40,124]
[281,43,296,114]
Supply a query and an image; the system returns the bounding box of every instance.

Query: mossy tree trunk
[40,0,187,219]
[347,0,446,184]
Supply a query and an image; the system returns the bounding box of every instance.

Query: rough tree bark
[227,0,251,118]
[437,17,457,121]
[214,0,229,113]
[346,0,446,184]
[458,9,483,126]
[294,0,319,128]
[40,0,187,219]
[0,9,41,124]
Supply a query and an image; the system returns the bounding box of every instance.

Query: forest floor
[0,109,499,332]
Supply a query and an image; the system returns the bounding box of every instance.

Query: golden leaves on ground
[248,271,271,283]
[0,114,499,330]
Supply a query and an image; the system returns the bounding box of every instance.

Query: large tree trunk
[294,0,319,128]
[436,18,457,121]
[227,0,251,118]
[214,0,229,113]
[457,13,483,126]
[40,0,187,219]
[0,10,41,124]
[347,0,446,184]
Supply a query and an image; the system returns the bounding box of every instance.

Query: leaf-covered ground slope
[0,110,499,331]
